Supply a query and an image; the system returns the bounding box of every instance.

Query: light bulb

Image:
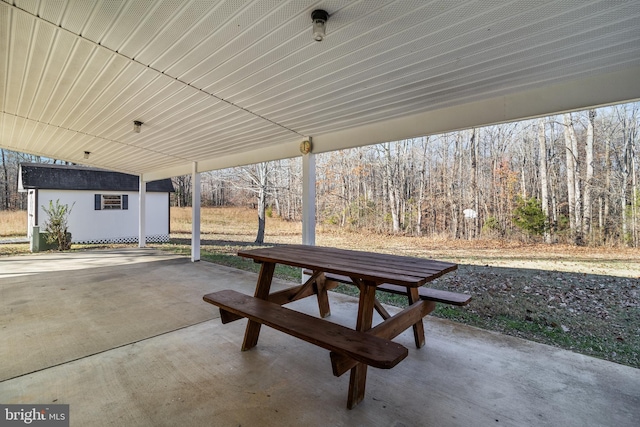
[311,10,328,42]
[313,19,326,41]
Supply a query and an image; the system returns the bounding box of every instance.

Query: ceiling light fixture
[84,151,91,159]
[300,139,312,154]
[133,120,143,133]
[311,10,328,42]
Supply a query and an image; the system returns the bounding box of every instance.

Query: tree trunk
[598,196,603,238]
[1,149,9,210]
[628,106,639,247]
[520,154,527,199]
[256,185,266,244]
[384,144,401,233]
[449,134,459,238]
[571,120,582,242]
[254,162,269,244]
[416,138,428,235]
[538,118,551,243]
[470,129,479,238]
[583,110,595,242]
[604,135,611,242]
[563,113,579,244]
[621,115,632,245]
[632,150,638,247]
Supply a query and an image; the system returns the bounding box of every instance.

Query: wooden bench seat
[304,271,471,306]
[203,289,408,370]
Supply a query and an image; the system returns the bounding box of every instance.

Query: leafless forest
[2,102,639,246]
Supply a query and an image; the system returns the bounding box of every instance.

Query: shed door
[27,190,35,237]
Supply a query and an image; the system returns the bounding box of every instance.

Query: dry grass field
[168,207,640,278]
[3,206,638,276]
[1,207,639,368]
[0,210,26,238]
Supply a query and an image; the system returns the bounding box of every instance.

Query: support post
[301,151,316,282]
[138,176,146,248]
[302,152,316,245]
[191,162,201,262]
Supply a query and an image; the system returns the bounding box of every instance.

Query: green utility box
[30,226,71,252]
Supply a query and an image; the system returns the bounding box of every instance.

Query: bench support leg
[331,300,435,377]
[347,280,376,408]
[242,262,275,351]
[374,298,391,319]
[408,287,426,348]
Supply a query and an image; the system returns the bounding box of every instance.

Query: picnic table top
[238,244,457,287]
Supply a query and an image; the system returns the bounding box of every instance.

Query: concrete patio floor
[1,248,638,426]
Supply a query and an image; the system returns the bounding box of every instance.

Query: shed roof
[18,163,175,193]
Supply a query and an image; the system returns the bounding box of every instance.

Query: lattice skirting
[73,234,170,244]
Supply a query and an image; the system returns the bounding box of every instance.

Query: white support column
[301,152,316,282]
[191,162,201,262]
[138,176,146,248]
[302,152,316,246]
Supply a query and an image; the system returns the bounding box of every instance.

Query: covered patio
[2,1,640,425]
[1,249,638,425]
[2,0,640,258]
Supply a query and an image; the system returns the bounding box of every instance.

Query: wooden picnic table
[203,244,466,409]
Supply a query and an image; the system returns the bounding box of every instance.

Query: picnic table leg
[408,287,426,348]
[315,273,331,318]
[242,261,276,351]
[347,280,376,409]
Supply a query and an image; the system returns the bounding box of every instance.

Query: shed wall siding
[36,189,169,243]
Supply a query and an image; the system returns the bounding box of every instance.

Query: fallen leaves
[429,264,639,368]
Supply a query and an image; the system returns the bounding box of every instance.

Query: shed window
[102,195,122,209]
[95,194,128,210]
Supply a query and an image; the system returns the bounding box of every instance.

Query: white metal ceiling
[1,0,640,180]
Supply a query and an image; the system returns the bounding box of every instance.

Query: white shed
[18,163,174,244]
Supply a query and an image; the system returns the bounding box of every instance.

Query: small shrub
[324,214,340,225]
[512,196,546,236]
[42,199,74,251]
[481,216,502,236]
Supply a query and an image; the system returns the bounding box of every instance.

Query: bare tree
[232,162,275,244]
[602,126,613,243]
[382,143,401,233]
[1,149,9,210]
[415,137,429,235]
[616,105,637,245]
[469,129,479,238]
[538,118,551,243]
[172,175,192,207]
[564,113,580,244]
[583,110,595,242]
